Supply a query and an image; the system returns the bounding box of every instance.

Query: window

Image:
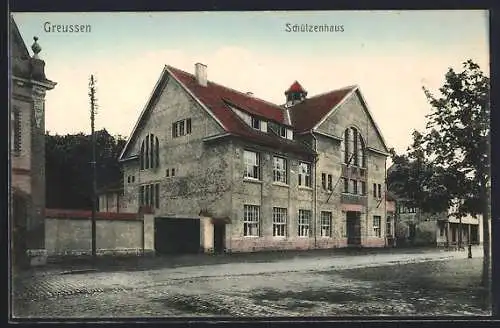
[273,156,287,183]
[244,205,260,237]
[273,207,287,237]
[131,176,135,183]
[140,133,160,170]
[127,176,131,183]
[342,178,349,193]
[386,216,392,236]
[373,183,377,197]
[350,179,358,194]
[320,211,332,237]
[244,150,260,179]
[12,108,21,154]
[251,117,260,130]
[140,183,160,208]
[342,127,365,167]
[298,210,311,237]
[139,185,144,205]
[155,184,160,209]
[321,173,326,189]
[378,184,382,198]
[373,216,381,237]
[343,128,350,164]
[166,169,170,177]
[361,181,366,195]
[327,174,332,191]
[172,119,192,138]
[171,168,175,177]
[279,126,287,138]
[298,162,311,187]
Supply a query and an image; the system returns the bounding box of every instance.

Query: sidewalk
[15,245,482,277]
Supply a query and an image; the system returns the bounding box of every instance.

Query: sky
[12,10,489,155]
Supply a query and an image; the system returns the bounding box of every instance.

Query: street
[11,247,489,318]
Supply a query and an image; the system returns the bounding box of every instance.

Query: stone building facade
[118,63,392,253]
[10,16,56,266]
[390,195,484,247]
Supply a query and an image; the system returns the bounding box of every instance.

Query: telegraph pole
[89,75,98,261]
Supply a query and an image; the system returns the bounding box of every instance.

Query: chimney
[195,63,207,87]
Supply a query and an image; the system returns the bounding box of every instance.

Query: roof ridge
[166,64,284,110]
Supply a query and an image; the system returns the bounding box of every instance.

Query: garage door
[154,217,201,255]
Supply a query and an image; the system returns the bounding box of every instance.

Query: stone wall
[44,209,144,256]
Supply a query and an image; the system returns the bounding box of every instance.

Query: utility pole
[89,75,98,261]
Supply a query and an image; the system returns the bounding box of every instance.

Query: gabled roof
[119,65,313,160]
[167,66,287,125]
[288,86,355,133]
[288,85,390,153]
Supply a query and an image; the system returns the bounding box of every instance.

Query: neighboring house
[10,16,57,266]
[387,162,484,247]
[117,63,392,253]
[97,182,125,213]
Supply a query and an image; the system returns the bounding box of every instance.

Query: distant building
[10,16,57,266]
[97,181,125,213]
[387,164,484,247]
[111,63,394,254]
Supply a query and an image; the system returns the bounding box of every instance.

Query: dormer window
[279,126,286,138]
[252,118,261,130]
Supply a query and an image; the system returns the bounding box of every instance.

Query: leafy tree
[387,141,452,216]
[45,129,126,210]
[420,60,490,304]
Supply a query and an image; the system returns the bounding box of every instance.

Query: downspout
[311,130,318,249]
[384,158,387,247]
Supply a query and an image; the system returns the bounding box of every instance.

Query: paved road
[11,247,487,318]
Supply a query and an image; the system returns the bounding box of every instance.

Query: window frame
[243,205,260,237]
[272,207,287,237]
[244,150,260,180]
[298,162,311,187]
[320,211,332,237]
[373,215,381,237]
[251,117,261,130]
[273,156,288,184]
[297,209,311,237]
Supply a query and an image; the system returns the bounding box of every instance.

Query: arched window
[140,133,160,170]
[341,127,365,168]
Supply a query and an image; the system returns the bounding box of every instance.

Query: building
[97,182,125,213]
[390,192,484,247]
[10,16,57,266]
[117,63,392,253]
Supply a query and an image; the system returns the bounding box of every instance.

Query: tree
[387,140,452,216]
[420,60,490,307]
[45,130,126,210]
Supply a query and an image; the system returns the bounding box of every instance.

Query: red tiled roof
[288,87,355,133]
[286,81,306,94]
[167,66,313,155]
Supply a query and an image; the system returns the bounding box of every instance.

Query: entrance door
[346,211,361,246]
[213,224,225,254]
